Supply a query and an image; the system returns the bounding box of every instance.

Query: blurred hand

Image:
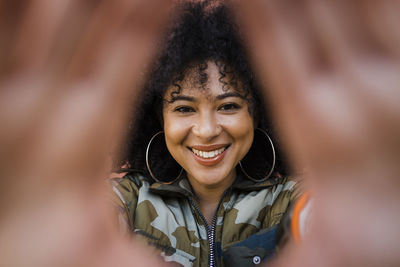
[233,0,400,266]
[0,0,173,266]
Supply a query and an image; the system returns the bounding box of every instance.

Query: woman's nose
[192,112,222,140]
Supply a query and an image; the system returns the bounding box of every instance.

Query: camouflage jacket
[112,172,300,267]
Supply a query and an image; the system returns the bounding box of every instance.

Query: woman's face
[163,62,254,189]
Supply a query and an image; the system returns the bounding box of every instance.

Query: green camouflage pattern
[112,173,300,267]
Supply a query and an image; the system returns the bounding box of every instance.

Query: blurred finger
[10,0,78,74]
[0,0,25,75]
[65,0,171,81]
[305,0,400,169]
[233,0,400,174]
[232,0,349,170]
[0,0,173,203]
[362,0,400,59]
[20,0,174,184]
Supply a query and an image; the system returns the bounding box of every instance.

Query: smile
[189,144,229,166]
[191,147,226,159]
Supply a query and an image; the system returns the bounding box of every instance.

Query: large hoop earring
[146,131,183,184]
[239,128,276,182]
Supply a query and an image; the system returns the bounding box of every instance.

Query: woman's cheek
[164,116,190,143]
[221,113,254,136]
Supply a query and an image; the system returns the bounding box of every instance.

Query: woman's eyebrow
[216,92,245,100]
[169,95,196,103]
[167,92,244,103]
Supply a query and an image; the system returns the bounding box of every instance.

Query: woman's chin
[186,168,236,189]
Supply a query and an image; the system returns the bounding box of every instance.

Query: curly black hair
[116,0,288,182]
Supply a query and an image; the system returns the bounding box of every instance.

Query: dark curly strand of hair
[116,1,288,181]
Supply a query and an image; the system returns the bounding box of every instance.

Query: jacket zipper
[189,188,231,267]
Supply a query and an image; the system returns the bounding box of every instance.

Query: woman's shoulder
[112,171,146,186]
[111,172,151,204]
[273,174,303,202]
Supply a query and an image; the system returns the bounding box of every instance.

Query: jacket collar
[147,170,281,198]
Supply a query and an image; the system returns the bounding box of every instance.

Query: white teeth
[192,147,226,159]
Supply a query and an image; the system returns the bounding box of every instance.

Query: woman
[113,2,301,266]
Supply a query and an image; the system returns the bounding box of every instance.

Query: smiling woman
[112,1,302,266]
[163,62,254,199]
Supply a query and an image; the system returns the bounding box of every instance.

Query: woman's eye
[219,103,240,111]
[174,106,194,113]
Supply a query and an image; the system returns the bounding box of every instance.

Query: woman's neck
[187,171,236,225]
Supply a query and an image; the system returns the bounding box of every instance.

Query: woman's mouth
[189,144,229,166]
[192,147,226,158]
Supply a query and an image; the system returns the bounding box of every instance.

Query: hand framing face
[233,1,400,266]
[0,1,173,266]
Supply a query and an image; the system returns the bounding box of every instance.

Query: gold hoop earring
[239,128,276,182]
[146,131,183,184]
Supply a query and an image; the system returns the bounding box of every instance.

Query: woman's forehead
[164,61,245,100]
[166,81,242,98]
